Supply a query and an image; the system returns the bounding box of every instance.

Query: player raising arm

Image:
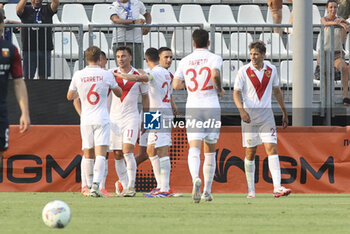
[173,29,224,203]
[67,46,122,197]
[233,41,290,199]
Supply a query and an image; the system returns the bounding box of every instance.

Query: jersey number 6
[87,84,100,105]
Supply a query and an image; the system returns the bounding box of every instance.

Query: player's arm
[13,78,30,133]
[114,72,149,82]
[110,14,144,25]
[142,11,151,35]
[141,93,149,113]
[50,0,60,13]
[73,98,81,116]
[67,90,78,100]
[173,77,185,90]
[233,89,250,124]
[273,86,288,129]
[171,95,178,116]
[16,0,27,16]
[112,86,123,98]
[211,68,225,97]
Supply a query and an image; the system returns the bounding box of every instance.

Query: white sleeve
[107,72,119,89]
[174,60,184,80]
[212,55,223,71]
[138,1,146,16]
[140,82,149,94]
[234,68,244,90]
[69,73,78,91]
[272,68,279,87]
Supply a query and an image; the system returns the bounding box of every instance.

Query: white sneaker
[115,180,124,197]
[192,178,202,203]
[201,192,213,202]
[89,183,105,198]
[246,191,256,198]
[273,186,292,198]
[123,187,136,197]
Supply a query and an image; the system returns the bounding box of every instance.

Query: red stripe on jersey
[114,70,139,102]
[11,46,23,79]
[246,65,272,101]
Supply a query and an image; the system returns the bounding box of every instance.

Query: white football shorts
[241,117,277,148]
[110,120,139,150]
[147,131,172,148]
[80,123,110,149]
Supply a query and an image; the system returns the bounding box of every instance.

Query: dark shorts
[23,50,51,79]
[0,122,9,151]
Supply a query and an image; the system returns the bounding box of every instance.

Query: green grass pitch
[0,193,349,233]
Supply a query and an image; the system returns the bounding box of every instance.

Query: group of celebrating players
[66,28,292,203]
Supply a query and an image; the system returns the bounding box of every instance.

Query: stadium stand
[179,4,210,30]
[49,57,72,80]
[266,4,290,24]
[143,32,167,51]
[91,4,114,25]
[52,31,80,59]
[82,32,114,59]
[237,4,266,25]
[3,3,20,22]
[208,4,237,27]
[61,4,90,30]
[259,33,290,59]
[279,60,320,87]
[222,60,244,87]
[229,32,253,60]
[151,4,179,25]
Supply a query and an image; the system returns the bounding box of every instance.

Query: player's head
[192,29,209,49]
[249,41,266,68]
[116,46,132,69]
[145,47,159,63]
[158,47,173,69]
[85,46,101,64]
[326,0,338,15]
[99,51,107,69]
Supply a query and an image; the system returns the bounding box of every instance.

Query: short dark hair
[326,0,338,7]
[249,41,266,54]
[85,46,101,63]
[145,47,159,62]
[192,29,209,48]
[116,46,132,56]
[100,51,106,59]
[158,47,172,55]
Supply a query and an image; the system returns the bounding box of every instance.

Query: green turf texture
[0,193,349,233]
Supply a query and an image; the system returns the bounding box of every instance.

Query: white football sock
[92,156,106,184]
[115,159,128,189]
[149,155,161,188]
[124,153,136,189]
[268,155,281,189]
[203,152,216,194]
[159,156,171,192]
[244,158,255,193]
[81,156,87,188]
[84,158,94,188]
[188,147,201,182]
[99,158,108,189]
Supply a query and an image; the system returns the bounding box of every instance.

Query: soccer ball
[42,200,71,228]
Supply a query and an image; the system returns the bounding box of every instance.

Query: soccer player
[233,41,291,199]
[0,9,30,172]
[173,29,225,203]
[67,46,122,197]
[116,48,174,197]
[109,46,149,197]
[135,47,178,195]
[75,51,115,197]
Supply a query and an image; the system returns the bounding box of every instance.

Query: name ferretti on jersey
[80,76,103,83]
[188,58,208,66]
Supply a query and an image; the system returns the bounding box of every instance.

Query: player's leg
[122,143,137,196]
[156,145,171,194]
[135,130,149,166]
[0,124,9,180]
[245,147,257,198]
[188,139,202,203]
[242,122,260,198]
[334,58,350,104]
[99,152,114,197]
[146,142,161,193]
[268,0,283,34]
[201,138,218,202]
[80,125,95,191]
[80,154,90,196]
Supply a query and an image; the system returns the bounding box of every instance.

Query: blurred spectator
[268,0,293,34]
[16,0,59,79]
[338,0,350,20]
[110,0,151,69]
[318,0,350,105]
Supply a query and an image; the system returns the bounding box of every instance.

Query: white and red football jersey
[147,65,173,118]
[109,67,149,121]
[174,48,222,108]
[69,65,119,125]
[234,62,279,110]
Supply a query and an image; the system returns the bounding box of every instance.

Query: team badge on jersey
[144,111,161,130]
[2,48,9,58]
